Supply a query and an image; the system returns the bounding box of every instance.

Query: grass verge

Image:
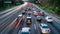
[0,4,16,11]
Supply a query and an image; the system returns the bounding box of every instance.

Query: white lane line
[39,24,41,29]
[18,30,21,34]
[34,24,36,30]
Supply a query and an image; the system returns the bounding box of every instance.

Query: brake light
[48,29,51,32]
[29,28,31,31]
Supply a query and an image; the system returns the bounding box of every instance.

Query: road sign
[22,0,28,2]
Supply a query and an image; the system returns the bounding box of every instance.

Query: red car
[34,13,38,17]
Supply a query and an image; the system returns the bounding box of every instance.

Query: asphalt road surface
[0,2,60,34]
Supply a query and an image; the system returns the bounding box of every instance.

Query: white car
[33,11,37,13]
[45,16,53,22]
[32,8,36,11]
[18,14,22,17]
[39,23,51,34]
[18,14,23,20]
[21,27,30,34]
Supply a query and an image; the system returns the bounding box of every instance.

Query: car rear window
[48,18,52,19]
[21,32,29,34]
[27,18,31,20]
[37,16,40,18]
[42,26,49,28]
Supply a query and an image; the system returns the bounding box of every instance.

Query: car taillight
[48,30,51,32]
[29,28,31,31]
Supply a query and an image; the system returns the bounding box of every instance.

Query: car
[18,14,23,20]
[25,9,27,11]
[26,17,32,25]
[39,23,51,34]
[34,13,38,17]
[40,12,45,16]
[28,8,31,11]
[21,27,30,34]
[45,16,53,22]
[38,9,41,12]
[27,11,32,15]
[18,14,22,17]
[36,16,42,21]
[33,11,37,13]
[32,7,38,11]
[22,11,26,15]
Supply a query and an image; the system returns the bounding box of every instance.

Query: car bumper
[41,30,50,34]
[47,20,53,22]
[26,22,31,24]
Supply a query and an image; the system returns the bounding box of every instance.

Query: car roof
[27,17,31,18]
[21,27,30,32]
[18,14,22,17]
[41,23,48,26]
[37,16,40,17]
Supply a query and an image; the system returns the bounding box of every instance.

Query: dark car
[36,16,42,21]
[27,11,32,15]
[26,17,32,25]
[40,12,45,16]
[22,11,26,15]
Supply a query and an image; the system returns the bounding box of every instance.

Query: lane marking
[34,24,36,30]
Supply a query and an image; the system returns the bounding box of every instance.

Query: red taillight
[34,14,38,17]
[29,28,31,31]
[48,30,51,32]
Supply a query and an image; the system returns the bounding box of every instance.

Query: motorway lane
[18,12,31,34]
[36,7,60,34]
[0,18,18,34]
[17,11,36,34]
[31,12,41,34]
[29,5,60,34]
[0,7,23,24]
[38,15,59,34]
[11,17,24,34]
[33,3,60,32]
[31,6,59,34]
[3,7,29,34]
[0,5,27,33]
[30,13,36,34]
[0,9,23,32]
[0,2,28,27]
[4,9,26,34]
[0,7,26,34]
[0,3,29,34]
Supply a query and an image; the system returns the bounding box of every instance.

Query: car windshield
[27,18,31,20]
[48,18,52,19]
[21,32,29,34]
[42,26,49,28]
[37,16,40,18]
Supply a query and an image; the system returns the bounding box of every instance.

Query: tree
[0,0,4,7]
